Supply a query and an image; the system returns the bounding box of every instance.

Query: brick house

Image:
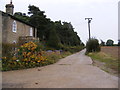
[0,1,38,44]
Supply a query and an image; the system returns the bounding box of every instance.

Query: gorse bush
[86,38,101,53]
[2,42,48,71]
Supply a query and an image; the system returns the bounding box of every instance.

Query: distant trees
[55,21,81,46]
[100,39,118,46]
[100,40,105,46]
[106,39,114,46]
[118,40,120,46]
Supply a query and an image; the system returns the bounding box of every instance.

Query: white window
[13,40,16,44]
[12,20,17,33]
[13,40,17,51]
[30,28,33,36]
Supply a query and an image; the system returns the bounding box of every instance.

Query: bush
[86,38,100,53]
[2,42,72,71]
[2,42,48,71]
[60,44,85,53]
[2,43,18,58]
[106,39,114,46]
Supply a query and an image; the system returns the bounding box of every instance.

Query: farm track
[2,49,118,88]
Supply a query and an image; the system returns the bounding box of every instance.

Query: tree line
[101,39,119,46]
[14,5,84,49]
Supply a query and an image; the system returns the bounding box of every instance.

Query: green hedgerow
[86,38,101,54]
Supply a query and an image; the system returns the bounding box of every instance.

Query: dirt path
[2,49,118,88]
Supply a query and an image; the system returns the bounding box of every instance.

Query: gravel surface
[2,49,118,88]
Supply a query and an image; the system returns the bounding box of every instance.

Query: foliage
[14,5,83,50]
[55,21,81,46]
[47,25,60,49]
[118,40,120,46]
[100,40,105,46]
[2,43,18,58]
[42,51,72,64]
[2,42,74,71]
[28,5,51,40]
[86,38,101,53]
[14,12,30,23]
[60,45,85,53]
[106,39,114,46]
[2,42,48,71]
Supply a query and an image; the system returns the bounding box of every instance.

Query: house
[0,1,38,44]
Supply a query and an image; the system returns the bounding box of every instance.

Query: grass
[42,51,72,64]
[87,52,118,75]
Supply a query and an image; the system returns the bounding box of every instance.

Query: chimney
[5,0,14,15]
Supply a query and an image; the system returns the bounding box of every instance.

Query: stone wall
[0,12,2,44]
[2,14,35,44]
[0,11,2,90]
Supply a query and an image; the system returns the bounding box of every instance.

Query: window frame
[30,27,33,36]
[12,20,17,33]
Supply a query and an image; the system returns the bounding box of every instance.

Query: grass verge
[87,52,118,76]
[42,51,72,65]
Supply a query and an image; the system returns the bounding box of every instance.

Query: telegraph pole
[85,18,92,40]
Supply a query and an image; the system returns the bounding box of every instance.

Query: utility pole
[10,0,12,4]
[85,18,92,40]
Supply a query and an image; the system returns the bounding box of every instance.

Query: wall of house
[0,12,2,44]
[2,14,35,44]
[0,11,2,90]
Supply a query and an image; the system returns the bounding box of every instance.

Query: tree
[100,40,105,46]
[28,5,45,15]
[86,38,101,53]
[106,39,114,46]
[47,24,60,49]
[13,5,84,50]
[55,21,81,46]
[28,5,51,40]
[14,12,30,23]
[118,40,120,46]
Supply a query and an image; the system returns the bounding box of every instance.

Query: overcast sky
[0,0,119,44]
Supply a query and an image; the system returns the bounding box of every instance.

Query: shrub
[86,38,101,53]
[2,42,72,71]
[106,39,114,46]
[2,43,18,58]
[60,44,85,53]
[2,42,48,71]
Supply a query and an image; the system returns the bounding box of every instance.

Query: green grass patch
[42,51,72,64]
[88,52,118,72]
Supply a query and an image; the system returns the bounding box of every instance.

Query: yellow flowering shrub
[2,42,48,71]
[2,41,70,71]
[18,42,47,65]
